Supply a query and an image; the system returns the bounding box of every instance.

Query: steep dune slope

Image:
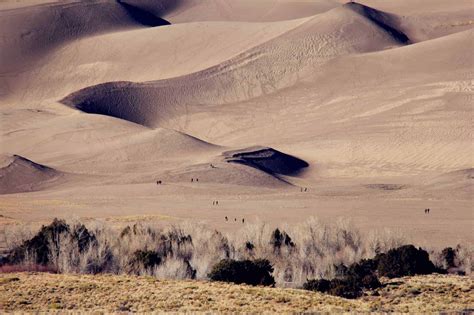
[61,3,410,129]
[0,155,64,194]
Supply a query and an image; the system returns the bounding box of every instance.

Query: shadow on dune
[117,0,171,27]
[224,147,309,177]
[347,2,410,44]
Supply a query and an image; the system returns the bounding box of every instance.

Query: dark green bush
[303,279,331,292]
[376,245,435,278]
[346,259,380,289]
[327,279,362,299]
[303,258,380,299]
[208,259,275,286]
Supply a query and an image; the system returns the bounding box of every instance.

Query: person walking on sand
[225,216,228,221]
[242,218,245,224]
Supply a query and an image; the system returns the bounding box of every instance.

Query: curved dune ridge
[224,146,309,177]
[0,155,64,194]
[0,0,170,74]
[61,3,410,128]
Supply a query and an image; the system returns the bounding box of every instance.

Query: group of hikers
[300,187,308,192]
[424,208,431,214]
[156,178,200,185]
[225,216,245,223]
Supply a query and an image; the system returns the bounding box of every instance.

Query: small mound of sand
[159,161,290,188]
[0,155,63,194]
[156,146,308,188]
[224,146,308,176]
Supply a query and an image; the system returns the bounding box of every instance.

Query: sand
[0,0,472,248]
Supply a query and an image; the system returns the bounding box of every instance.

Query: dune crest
[224,146,308,176]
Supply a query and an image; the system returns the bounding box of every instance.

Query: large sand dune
[60,3,410,129]
[0,0,472,246]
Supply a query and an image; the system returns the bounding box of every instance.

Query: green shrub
[376,245,435,278]
[303,258,380,299]
[303,279,331,292]
[208,259,275,286]
[346,259,380,289]
[327,279,362,299]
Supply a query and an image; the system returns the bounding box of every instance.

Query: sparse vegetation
[0,218,471,293]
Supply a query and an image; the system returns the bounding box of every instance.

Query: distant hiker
[427,208,430,214]
[210,164,216,168]
[191,178,193,182]
[196,178,199,182]
[234,218,237,222]
[216,200,219,206]
[242,218,245,224]
[225,216,228,221]
[304,188,308,192]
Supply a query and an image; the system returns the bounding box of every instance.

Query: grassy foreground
[0,273,472,313]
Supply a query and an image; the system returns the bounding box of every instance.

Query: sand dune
[0,154,64,194]
[61,3,410,129]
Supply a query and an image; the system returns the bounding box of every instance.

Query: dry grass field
[0,272,472,313]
